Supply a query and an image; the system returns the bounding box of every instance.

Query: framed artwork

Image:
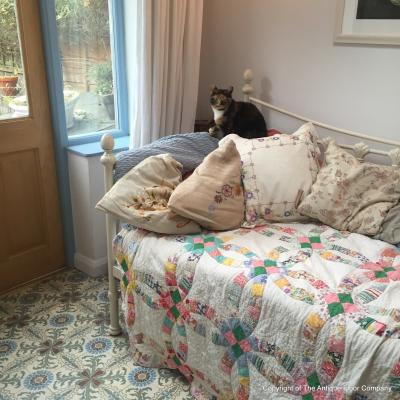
[335,0,400,45]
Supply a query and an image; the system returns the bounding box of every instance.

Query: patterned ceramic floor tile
[0,268,193,400]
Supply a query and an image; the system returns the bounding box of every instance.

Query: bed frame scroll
[241,69,400,165]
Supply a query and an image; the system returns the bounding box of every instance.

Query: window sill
[67,135,129,157]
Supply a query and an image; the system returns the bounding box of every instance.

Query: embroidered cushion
[96,154,201,234]
[221,122,320,226]
[298,141,400,235]
[168,139,244,230]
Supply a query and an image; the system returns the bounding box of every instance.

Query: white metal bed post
[242,69,254,102]
[100,134,121,336]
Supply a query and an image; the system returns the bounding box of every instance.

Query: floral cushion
[374,203,400,244]
[221,122,321,226]
[298,141,400,235]
[96,154,201,234]
[168,139,244,230]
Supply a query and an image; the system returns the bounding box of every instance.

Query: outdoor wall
[197,0,400,143]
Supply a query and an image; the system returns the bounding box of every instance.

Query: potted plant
[0,75,18,96]
[0,0,21,97]
[90,62,114,120]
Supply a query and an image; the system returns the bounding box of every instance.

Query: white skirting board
[74,253,107,277]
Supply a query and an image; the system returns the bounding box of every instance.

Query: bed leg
[107,214,121,336]
[101,134,121,336]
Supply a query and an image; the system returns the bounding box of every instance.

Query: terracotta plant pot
[0,76,19,96]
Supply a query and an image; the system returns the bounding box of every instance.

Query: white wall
[68,153,107,277]
[197,0,400,142]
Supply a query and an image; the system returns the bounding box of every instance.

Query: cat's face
[210,86,233,110]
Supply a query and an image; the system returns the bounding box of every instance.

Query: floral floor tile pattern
[0,268,193,400]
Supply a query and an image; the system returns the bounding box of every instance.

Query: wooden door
[0,0,65,292]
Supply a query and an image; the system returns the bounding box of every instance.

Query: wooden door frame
[39,2,75,267]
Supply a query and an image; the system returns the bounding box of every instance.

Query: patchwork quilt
[113,223,400,400]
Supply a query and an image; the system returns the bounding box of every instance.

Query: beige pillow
[168,140,244,230]
[95,154,201,234]
[221,122,320,226]
[298,141,400,235]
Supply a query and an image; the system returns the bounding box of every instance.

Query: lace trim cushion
[221,122,321,226]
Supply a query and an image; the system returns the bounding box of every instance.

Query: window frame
[39,0,128,146]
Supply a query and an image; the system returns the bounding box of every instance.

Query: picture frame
[335,0,400,45]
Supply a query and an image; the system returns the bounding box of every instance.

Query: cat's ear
[227,86,234,95]
[209,85,218,94]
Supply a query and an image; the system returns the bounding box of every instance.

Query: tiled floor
[0,268,193,399]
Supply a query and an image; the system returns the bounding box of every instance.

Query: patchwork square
[253,267,266,277]
[307,371,321,389]
[328,302,344,317]
[231,343,244,358]
[224,331,236,345]
[239,340,252,352]
[170,305,180,319]
[324,293,340,303]
[384,267,395,272]
[233,326,246,342]
[120,258,129,272]
[274,278,289,288]
[193,243,204,251]
[299,236,323,250]
[251,283,264,297]
[338,293,353,304]
[223,258,234,266]
[343,303,359,313]
[171,289,181,304]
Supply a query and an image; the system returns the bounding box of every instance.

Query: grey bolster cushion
[114,132,219,181]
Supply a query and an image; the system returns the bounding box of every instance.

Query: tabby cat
[208,86,267,139]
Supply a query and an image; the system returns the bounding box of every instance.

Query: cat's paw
[209,126,217,135]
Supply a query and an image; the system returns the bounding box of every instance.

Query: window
[55,0,115,136]
[40,0,127,144]
[0,0,29,120]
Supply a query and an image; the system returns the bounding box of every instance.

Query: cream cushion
[221,122,320,226]
[168,139,244,230]
[95,154,201,234]
[298,141,400,235]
